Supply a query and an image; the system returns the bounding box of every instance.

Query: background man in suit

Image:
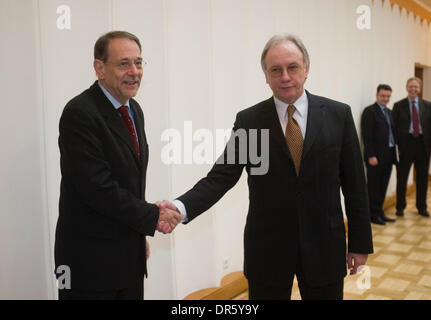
[361,84,397,225]
[54,31,182,300]
[393,77,431,218]
[159,33,373,300]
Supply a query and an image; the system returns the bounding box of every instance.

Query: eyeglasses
[105,59,147,71]
[267,64,302,77]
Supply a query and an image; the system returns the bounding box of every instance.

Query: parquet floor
[234,191,431,300]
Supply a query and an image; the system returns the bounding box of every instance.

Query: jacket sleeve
[360,107,375,161]
[392,102,400,144]
[340,106,373,254]
[176,113,246,222]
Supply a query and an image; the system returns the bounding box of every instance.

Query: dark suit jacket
[361,103,396,164]
[54,81,159,291]
[392,97,431,155]
[177,91,373,288]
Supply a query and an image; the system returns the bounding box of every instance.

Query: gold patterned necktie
[285,105,303,175]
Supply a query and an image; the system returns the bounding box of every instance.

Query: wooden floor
[234,190,431,300]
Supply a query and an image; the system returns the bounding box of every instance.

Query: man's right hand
[155,201,182,234]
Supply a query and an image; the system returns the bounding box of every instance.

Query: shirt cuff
[172,199,188,223]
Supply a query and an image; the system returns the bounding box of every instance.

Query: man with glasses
[54,31,182,300]
[159,33,373,300]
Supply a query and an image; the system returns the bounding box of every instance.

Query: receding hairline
[261,34,310,71]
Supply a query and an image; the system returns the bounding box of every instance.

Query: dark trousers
[366,159,393,219]
[248,254,343,300]
[248,276,343,300]
[396,136,430,212]
[58,279,144,300]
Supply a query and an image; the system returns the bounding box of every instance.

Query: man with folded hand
[361,84,397,225]
[54,31,181,300]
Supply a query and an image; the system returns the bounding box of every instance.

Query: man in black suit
[159,34,373,300]
[54,31,182,300]
[393,77,431,218]
[361,85,397,225]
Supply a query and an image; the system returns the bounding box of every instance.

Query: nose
[128,63,140,75]
[280,68,291,82]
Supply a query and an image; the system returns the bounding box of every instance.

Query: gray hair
[260,33,310,71]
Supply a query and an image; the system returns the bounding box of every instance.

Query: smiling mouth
[124,80,139,86]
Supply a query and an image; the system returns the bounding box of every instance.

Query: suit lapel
[403,98,411,123]
[130,100,148,194]
[373,103,390,128]
[130,100,148,165]
[374,103,386,122]
[419,99,425,128]
[260,97,292,161]
[89,81,141,167]
[302,92,324,160]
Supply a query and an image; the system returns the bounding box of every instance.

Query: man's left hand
[347,253,368,275]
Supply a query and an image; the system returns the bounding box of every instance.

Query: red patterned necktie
[118,105,140,158]
[412,100,420,137]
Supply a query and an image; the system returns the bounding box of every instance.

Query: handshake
[155,200,183,234]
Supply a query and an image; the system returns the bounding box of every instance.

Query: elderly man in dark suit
[393,77,431,218]
[54,31,182,300]
[159,33,373,300]
[361,84,397,225]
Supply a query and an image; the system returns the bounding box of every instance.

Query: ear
[94,59,105,80]
[304,65,309,80]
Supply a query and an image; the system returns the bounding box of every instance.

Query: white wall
[0,0,51,300]
[1,0,431,300]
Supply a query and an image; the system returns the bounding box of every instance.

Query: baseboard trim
[183,271,248,300]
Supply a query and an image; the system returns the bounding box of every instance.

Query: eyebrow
[119,57,143,61]
[270,62,300,68]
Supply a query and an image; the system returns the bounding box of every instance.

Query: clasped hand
[155,200,182,234]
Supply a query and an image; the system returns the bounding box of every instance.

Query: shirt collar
[408,97,419,105]
[274,90,308,120]
[98,81,130,110]
[376,102,387,111]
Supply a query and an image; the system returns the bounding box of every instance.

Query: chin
[125,90,138,98]
[282,95,298,104]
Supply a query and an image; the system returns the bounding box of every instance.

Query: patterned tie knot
[287,104,296,119]
[118,105,129,117]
